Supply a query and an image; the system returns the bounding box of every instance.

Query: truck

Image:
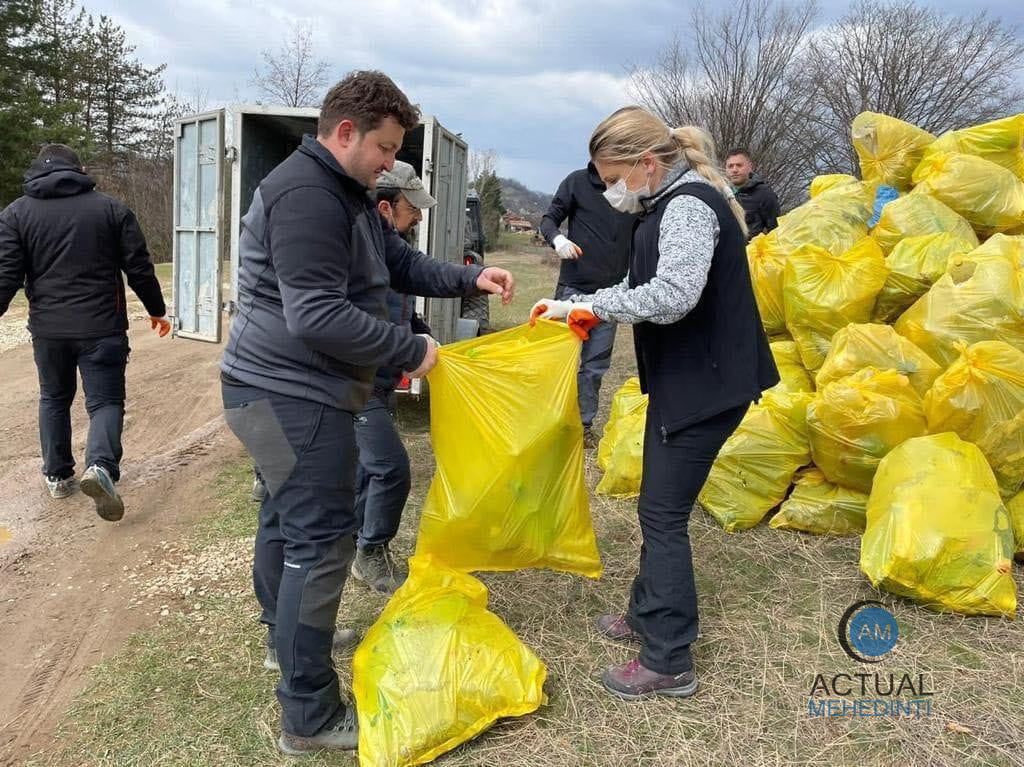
[170,104,487,367]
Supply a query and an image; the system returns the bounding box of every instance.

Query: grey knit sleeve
[582,195,719,325]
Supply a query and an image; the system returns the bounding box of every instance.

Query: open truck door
[171,110,225,342]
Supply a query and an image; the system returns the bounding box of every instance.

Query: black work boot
[278,705,358,754]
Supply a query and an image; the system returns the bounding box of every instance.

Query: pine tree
[478,171,505,246]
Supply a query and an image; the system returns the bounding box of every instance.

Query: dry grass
[30,249,1024,767]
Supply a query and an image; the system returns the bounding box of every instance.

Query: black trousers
[32,334,129,481]
[626,401,749,675]
[222,379,358,737]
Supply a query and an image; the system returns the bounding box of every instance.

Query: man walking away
[725,148,781,239]
[0,144,170,520]
[540,163,635,447]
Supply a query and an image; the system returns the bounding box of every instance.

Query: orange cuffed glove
[150,316,171,337]
[566,303,600,341]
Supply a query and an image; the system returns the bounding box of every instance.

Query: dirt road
[0,317,242,764]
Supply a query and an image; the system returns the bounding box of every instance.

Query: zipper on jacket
[661,425,668,445]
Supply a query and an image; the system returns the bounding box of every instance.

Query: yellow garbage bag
[923,341,1024,499]
[769,467,868,536]
[1009,492,1024,560]
[922,113,1024,181]
[810,173,859,198]
[894,254,1024,366]
[872,233,975,323]
[774,183,873,258]
[416,321,601,577]
[954,234,1024,303]
[807,368,927,493]
[748,231,787,336]
[770,340,814,394]
[815,323,941,397]
[911,151,1024,236]
[860,433,1016,618]
[353,555,547,767]
[783,237,889,371]
[699,390,813,532]
[596,378,647,499]
[871,194,978,255]
[851,112,936,190]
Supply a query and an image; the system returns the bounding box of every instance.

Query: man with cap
[349,160,435,594]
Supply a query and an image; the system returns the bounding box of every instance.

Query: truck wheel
[460,294,489,333]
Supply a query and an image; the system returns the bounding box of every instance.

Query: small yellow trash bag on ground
[770,340,814,394]
[922,114,1024,181]
[851,112,936,190]
[860,433,1016,618]
[770,467,868,536]
[699,390,813,532]
[596,377,647,499]
[924,341,1024,500]
[815,323,941,397]
[353,555,547,767]
[807,368,928,493]
[783,237,889,371]
[911,151,1024,236]
[416,321,601,577]
[870,194,978,255]
[871,232,975,323]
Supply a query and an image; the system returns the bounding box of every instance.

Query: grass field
[29,248,1024,767]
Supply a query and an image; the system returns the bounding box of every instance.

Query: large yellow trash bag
[416,322,601,577]
[353,555,547,767]
[747,231,787,336]
[911,151,1024,236]
[809,173,858,198]
[923,341,1024,500]
[770,340,814,394]
[596,378,647,499]
[807,368,927,493]
[782,237,888,371]
[956,234,1024,303]
[815,323,941,397]
[851,112,936,190]
[860,433,1016,618]
[1009,492,1024,561]
[922,114,1024,181]
[774,183,873,258]
[871,233,975,323]
[894,254,1024,366]
[871,194,978,255]
[769,467,868,536]
[698,390,813,532]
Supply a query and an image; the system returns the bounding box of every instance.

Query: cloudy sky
[84,0,1022,193]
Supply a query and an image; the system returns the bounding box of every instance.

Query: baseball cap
[377,160,437,209]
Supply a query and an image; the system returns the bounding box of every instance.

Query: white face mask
[603,160,650,214]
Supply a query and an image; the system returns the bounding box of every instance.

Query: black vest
[630,181,779,435]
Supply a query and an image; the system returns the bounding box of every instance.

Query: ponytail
[671,126,748,237]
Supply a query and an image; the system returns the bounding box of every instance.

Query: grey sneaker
[350,545,406,595]
[583,426,599,450]
[44,475,75,499]
[79,465,124,521]
[278,705,358,754]
[264,628,360,672]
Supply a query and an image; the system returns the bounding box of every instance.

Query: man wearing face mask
[348,160,434,594]
[540,164,636,447]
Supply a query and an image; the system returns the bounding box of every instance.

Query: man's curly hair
[318,70,420,137]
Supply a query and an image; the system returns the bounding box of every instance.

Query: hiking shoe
[350,545,406,595]
[251,474,267,502]
[44,475,75,499]
[278,705,358,754]
[79,465,124,521]
[583,426,599,450]
[601,658,699,701]
[596,614,641,644]
[264,628,360,672]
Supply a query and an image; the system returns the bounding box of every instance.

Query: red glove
[150,316,171,337]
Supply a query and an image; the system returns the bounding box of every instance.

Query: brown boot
[595,614,641,644]
[601,658,699,701]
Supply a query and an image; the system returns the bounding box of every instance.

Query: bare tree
[629,0,821,207]
[805,0,1024,175]
[250,21,330,107]
[468,148,498,188]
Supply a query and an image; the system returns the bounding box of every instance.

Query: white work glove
[530,298,574,321]
[552,234,582,260]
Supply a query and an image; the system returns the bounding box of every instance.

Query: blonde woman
[531,106,778,700]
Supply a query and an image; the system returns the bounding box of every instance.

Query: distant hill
[498,177,552,226]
